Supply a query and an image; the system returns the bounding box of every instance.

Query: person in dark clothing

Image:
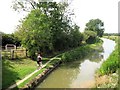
[37,53,42,68]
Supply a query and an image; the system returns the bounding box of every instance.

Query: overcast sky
[0,0,119,34]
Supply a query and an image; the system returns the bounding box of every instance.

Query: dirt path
[6,57,61,90]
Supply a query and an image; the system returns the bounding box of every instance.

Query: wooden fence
[2,49,27,59]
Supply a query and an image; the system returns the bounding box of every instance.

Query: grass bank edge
[97,36,119,75]
[95,36,119,88]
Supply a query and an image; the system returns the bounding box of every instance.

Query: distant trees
[14,2,83,59]
[104,33,120,36]
[82,19,104,44]
[2,33,21,47]
[85,19,104,37]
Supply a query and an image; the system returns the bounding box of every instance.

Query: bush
[83,30,97,44]
[61,45,94,62]
[58,38,103,63]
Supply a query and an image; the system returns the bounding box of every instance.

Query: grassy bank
[98,47,119,75]
[2,58,49,89]
[17,58,61,88]
[95,36,119,88]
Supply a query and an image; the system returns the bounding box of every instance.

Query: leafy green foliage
[2,33,21,46]
[99,49,119,75]
[85,19,104,37]
[15,9,53,59]
[104,33,120,36]
[60,40,102,62]
[14,2,83,59]
[61,45,90,62]
[83,30,97,44]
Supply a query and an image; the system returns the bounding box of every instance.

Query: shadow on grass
[2,59,19,90]
[11,58,49,65]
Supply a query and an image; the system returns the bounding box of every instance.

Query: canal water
[35,38,116,88]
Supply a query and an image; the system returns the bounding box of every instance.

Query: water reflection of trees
[61,60,81,69]
[38,64,81,88]
[88,51,104,63]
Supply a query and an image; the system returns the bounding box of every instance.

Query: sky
[0,0,119,34]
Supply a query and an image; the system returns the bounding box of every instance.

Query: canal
[35,38,116,88]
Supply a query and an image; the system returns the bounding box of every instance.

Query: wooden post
[11,50,14,59]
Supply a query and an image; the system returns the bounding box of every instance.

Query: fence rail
[2,49,27,59]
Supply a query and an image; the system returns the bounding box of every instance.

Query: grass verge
[2,58,49,89]
[17,58,61,88]
[95,36,120,88]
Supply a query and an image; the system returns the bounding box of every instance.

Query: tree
[69,24,83,47]
[16,9,53,59]
[85,19,104,37]
[2,33,21,46]
[14,1,84,59]
[83,30,97,44]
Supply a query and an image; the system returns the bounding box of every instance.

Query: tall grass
[98,48,119,75]
[98,36,120,75]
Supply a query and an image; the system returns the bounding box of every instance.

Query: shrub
[61,45,95,62]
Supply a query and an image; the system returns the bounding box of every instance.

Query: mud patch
[95,73,118,88]
[71,80,96,88]
[79,80,96,88]
[95,75,109,86]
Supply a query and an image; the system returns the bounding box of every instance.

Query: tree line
[1,32,20,47]
[2,1,104,59]
[104,33,120,36]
